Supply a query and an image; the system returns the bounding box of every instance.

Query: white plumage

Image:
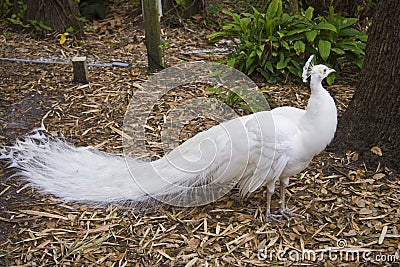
[1,56,337,219]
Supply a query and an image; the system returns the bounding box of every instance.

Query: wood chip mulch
[0,1,399,266]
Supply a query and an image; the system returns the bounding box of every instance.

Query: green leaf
[207,32,226,43]
[266,0,282,20]
[339,18,358,29]
[256,50,262,59]
[257,48,263,59]
[248,64,257,75]
[276,54,289,69]
[331,47,345,55]
[294,40,305,55]
[337,41,365,55]
[37,21,52,30]
[326,73,336,85]
[281,40,290,50]
[315,21,338,32]
[356,42,366,50]
[265,61,274,73]
[305,30,318,43]
[231,12,241,24]
[66,26,74,33]
[353,57,364,69]
[265,19,277,36]
[304,7,314,20]
[318,39,331,61]
[287,65,301,77]
[291,59,301,70]
[358,34,368,42]
[207,31,224,41]
[281,13,292,22]
[222,23,240,31]
[285,28,309,36]
[205,87,222,94]
[227,58,236,67]
[339,28,363,37]
[240,18,251,31]
[258,67,270,80]
[276,31,284,38]
[246,50,257,68]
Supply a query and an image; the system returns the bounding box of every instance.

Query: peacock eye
[323,68,327,73]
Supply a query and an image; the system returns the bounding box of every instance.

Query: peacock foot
[277,207,305,220]
[265,212,284,222]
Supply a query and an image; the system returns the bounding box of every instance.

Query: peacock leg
[265,182,282,222]
[277,179,304,219]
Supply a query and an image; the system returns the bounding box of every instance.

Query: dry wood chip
[81,224,118,234]
[19,210,69,221]
[378,225,388,244]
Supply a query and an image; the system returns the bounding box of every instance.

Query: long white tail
[1,117,259,206]
[1,126,148,203]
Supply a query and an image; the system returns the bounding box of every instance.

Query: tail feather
[2,129,147,202]
[2,116,257,206]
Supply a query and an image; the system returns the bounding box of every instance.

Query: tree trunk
[330,0,400,171]
[13,0,82,36]
[143,0,163,72]
[288,0,299,15]
[182,0,205,19]
[163,0,204,20]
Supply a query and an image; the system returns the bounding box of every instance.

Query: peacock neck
[306,78,334,118]
[300,76,338,156]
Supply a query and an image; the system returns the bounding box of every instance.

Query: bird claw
[266,213,283,222]
[266,207,304,222]
[278,207,305,220]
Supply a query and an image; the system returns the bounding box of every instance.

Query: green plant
[205,87,272,113]
[175,0,185,9]
[1,0,13,16]
[208,3,224,15]
[7,0,28,27]
[209,0,367,84]
[205,87,246,110]
[159,39,172,50]
[84,22,95,32]
[27,19,52,31]
[7,0,52,31]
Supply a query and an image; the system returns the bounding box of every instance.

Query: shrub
[209,0,367,84]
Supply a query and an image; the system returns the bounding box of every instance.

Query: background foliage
[209,0,368,83]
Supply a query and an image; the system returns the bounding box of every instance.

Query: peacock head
[302,55,335,83]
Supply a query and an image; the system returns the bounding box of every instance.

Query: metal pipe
[0,57,129,67]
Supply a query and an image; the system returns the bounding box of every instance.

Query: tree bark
[143,0,163,72]
[288,0,299,15]
[330,0,400,171]
[13,0,82,36]
[163,0,204,20]
[182,0,205,19]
